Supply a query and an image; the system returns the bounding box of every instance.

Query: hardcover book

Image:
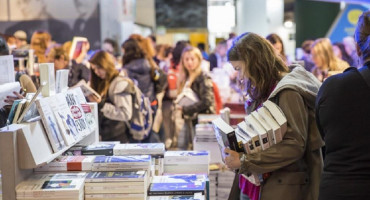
[212,117,244,162]
[35,97,66,152]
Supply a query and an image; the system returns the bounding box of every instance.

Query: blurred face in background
[91,63,106,79]
[183,51,200,73]
[74,0,97,19]
[17,0,46,19]
[272,42,283,55]
[311,49,323,69]
[54,55,68,70]
[102,42,114,55]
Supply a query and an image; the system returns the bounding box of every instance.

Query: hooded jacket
[124,58,156,102]
[239,65,324,200]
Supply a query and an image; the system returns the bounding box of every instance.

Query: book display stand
[0,102,99,200]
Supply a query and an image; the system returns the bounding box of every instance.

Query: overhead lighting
[284,20,294,28]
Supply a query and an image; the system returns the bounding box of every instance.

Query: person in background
[316,11,370,200]
[30,31,51,63]
[310,38,349,82]
[14,30,29,50]
[332,42,354,67]
[88,51,132,143]
[209,39,228,71]
[102,38,119,57]
[6,35,17,51]
[47,46,90,87]
[266,33,290,65]
[343,36,360,68]
[225,32,323,200]
[197,42,208,61]
[300,40,315,71]
[176,46,215,150]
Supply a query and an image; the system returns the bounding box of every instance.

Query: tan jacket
[239,65,324,200]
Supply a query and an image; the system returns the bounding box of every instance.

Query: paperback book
[65,89,90,137]
[82,143,115,156]
[85,171,147,183]
[34,156,95,172]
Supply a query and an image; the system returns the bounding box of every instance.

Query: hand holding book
[224,147,241,170]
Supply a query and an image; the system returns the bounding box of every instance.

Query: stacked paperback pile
[16,173,86,200]
[164,151,210,175]
[34,156,95,172]
[193,124,223,164]
[148,174,206,199]
[216,170,234,199]
[212,100,287,185]
[114,143,165,176]
[92,155,151,173]
[208,171,217,199]
[84,171,148,200]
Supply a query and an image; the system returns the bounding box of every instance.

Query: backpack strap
[358,61,370,88]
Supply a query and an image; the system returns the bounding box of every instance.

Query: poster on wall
[327,4,369,43]
[0,0,101,49]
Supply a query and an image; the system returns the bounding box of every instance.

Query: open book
[175,87,199,107]
[72,80,101,102]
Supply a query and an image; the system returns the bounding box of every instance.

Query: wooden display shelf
[0,102,99,200]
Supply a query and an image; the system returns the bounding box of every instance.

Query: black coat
[316,63,370,200]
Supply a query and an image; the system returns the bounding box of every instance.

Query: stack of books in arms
[164,151,210,175]
[34,156,96,172]
[16,173,86,200]
[212,100,287,186]
[148,174,206,199]
[84,171,147,200]
[193,124,223,164]
[113,143,165,176]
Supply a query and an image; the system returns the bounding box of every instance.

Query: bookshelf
[0,102,99,200]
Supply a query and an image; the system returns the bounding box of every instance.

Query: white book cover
[220,107,231,124]
[48,94,76,145]
[174,87,199,107]
[39,63,56,97]
[0,55,15,84]
[65,90,90,137]
[257,106,283,144]
[54,93,81,141]
[34,156,95,172]
[55,69,69,93]
[113,143,165,155]
[164,151,210,165]
[35,97,66,152]
[263,100,287,138]
[72,80,101,102]
[85,193,145,200]
[235,127,253,154]
[237,121,262,153]
[251,111,274,146]
[245,115,270,150]
[71,87,96,131]
[85,171,146,183]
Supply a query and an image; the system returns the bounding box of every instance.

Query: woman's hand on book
[87,94,101,103]
[4,91,24,104]
[224,148,241,170]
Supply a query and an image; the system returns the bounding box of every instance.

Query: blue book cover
[82,143,115,156]
[86,171,145,180]
[165,151,209,157]
[149,175,206,195]
[7,99,22,123]
[41,180,75,189]
[94,155,151,163]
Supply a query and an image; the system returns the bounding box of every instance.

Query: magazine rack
[0,102,99,200]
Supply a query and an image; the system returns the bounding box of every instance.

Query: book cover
[8,99,22,123]
[257,106,283,144]
[252,111,274,146]
[41,180,75,189]
[93,155,151,164]
[164,151,209,165]
[82,143,115,156]
[49,94,77,146]
[149,174,206,196]
[39,63,56,97]
[65,90,90,137]
[175,88,199,107]
[72,87,96,130]
[69,37,88,61]
[212,117,244,162]
[237,121,262,153]
[113,143,165,155]
[85,171,146,182]
[73,80,101,102]
[55,69,69,94]
[35,97,66,152]
[0,55,15,84]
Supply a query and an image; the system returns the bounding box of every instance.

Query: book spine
[258,133,270,150]
[227,131,244,152]
[148,190,204,196]
[273,128,283,144]
[82,149,113,156]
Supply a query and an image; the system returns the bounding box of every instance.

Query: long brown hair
[228,32,289,104]
[89,51,119,97]
[129,34,159,72]
[266,33,287,63]
[178,46,203,94]
[31,31,51,63]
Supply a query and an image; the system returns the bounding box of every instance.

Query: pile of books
[212,100,287,186]
[16,173,86,200]
[208,170,218,199]
[114,143,165,176]
[216,170,234,199]
[193,124,223,164]
[34,156,95,172]
[92,155,151,173]
[84,171,148,200]
[148,174,206,199]
[164,151,210,175]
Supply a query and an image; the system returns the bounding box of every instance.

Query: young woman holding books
[316,11,370,200]
[224,32,324,200]
[88,51,133,143]
[176,46,215,150]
